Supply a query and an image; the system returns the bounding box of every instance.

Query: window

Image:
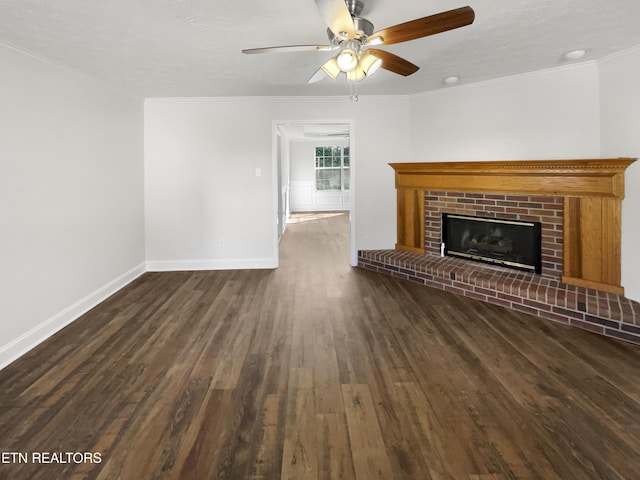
[315,146,350,191]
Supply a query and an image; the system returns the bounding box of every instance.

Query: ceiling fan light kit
[337,41,360,71]
[347,65,366,82]
[359,51,382,76]
[242,0,475,85]
[321,57,341,79]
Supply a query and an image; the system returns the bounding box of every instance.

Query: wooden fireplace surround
[390,158,636,295]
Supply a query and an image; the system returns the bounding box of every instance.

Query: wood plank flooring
[2,211,640,479]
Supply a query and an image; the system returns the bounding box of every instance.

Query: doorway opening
[273,120,355,266]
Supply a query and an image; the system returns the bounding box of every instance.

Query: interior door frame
[272,119,356,267]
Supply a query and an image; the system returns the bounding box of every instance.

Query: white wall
[144,96,411,269]
[410,63,601,161]
[0,45,146,368]
[0,46,144,367]
[599,45,640,302]
[290,140,319,182]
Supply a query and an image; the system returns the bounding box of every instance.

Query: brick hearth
[358,190,640,345]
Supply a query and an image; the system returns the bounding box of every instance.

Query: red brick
[497,293,524,304]
[552,306,584,320]
[523,298,552,311]
[530,196,560,203]
[464,291,488,302]
[539,311,571,324]
[571,319,605,334]
[474,286,498,297]
[511,304,541,317]
[442,285,466,296]
[529,209,556,217]
[489,297,513,309]
[520,202,543,208]
[540,216,562,225]
[605,328,640,344]
[519,215,544,222]
[484,206,506,214]
[505,208,529,215]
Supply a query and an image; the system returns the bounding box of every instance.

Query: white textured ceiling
[1,0,640,98]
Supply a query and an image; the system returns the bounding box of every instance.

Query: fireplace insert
[442,213,542,273]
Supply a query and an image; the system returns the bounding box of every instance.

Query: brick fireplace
[357,159,640,345]
[426,192,557,277]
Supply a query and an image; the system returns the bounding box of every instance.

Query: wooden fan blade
[369,6,475,46]
[314,0,355,38]
[367,49,419,76]
[242,45,334,54]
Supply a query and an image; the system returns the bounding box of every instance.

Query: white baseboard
[289,205,350,212]
[0,263,146,370]
[146,257,278,271]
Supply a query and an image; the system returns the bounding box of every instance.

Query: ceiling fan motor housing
[345,0,365,16]
[327,16,373,42]
[327,0,373,43]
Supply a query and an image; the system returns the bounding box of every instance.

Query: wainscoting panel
[289,181,350,212]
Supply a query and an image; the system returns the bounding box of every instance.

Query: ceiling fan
[242,0,475,83]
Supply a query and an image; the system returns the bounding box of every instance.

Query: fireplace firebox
[442,213,542,274]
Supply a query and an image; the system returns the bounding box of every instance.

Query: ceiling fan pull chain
[349,81,359,102]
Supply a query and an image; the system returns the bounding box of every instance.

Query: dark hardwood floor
[2,211,640,479]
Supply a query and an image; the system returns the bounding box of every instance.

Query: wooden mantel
[390,158,636,294]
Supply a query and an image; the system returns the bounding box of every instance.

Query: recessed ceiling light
[444,76,459,85]
[564,49,587,61]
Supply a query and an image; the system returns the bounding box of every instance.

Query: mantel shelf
[390,158,637,294]
[390,158,636,199]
